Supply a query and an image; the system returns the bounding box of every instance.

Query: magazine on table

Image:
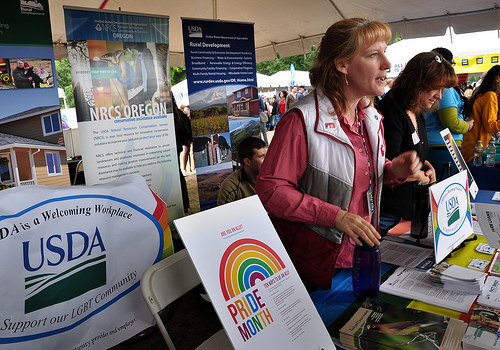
[463,305,500,350]
[380,239,435,271]
[340,299,467,350]
[380,267,477,313]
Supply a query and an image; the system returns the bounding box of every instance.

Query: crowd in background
[172,18,500,293]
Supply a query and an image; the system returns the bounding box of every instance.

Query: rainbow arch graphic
[219,238,286,301]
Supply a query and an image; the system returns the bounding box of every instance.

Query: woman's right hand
[408,170,431,183]
[334,210,381,247]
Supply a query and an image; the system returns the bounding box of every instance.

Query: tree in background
[256,46,317,76]
[171,66,186,86]
[55,58,74,108]
[255,33,401,77]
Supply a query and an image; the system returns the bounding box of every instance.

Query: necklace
[356,108,375,216]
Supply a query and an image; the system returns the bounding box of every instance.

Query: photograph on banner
[3,58,54,89]
[0,175,170,349]
[67,40,170,122]
[64,8,184,223]
[193,132,232,208]
[189,85,229,136]
[228,117,260,166]
[0,51,59,117]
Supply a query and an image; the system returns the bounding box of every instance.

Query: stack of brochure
[430,262,486,295]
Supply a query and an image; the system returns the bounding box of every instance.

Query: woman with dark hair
[378,52,457,233]
[425,47,474,178]
[461,65,500,162]
[256,18,420,289]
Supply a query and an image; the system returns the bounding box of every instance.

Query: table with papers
[313,221,498,348]
[312,237,487,341]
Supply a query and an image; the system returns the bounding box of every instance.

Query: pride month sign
[174,196,335,349]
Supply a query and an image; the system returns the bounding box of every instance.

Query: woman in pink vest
[256,18,421,290]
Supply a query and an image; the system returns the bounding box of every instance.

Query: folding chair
[141,249,233,350]
[72,160,84,185]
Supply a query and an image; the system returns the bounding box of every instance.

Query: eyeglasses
[452,60,456,66]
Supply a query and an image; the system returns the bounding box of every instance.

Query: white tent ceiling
[48,0,500,66]
[385,28,500,77]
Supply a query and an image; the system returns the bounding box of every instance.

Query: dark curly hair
[386,52,457,114]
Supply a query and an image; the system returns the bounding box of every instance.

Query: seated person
[217,137,267,205]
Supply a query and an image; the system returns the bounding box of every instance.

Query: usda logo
[23,228,107,314]
[0,188,162,345]
[436,182,469,236]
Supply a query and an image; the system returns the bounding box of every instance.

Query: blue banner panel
[182,18,257,94]
[64,8,169,44]
[182,18,259,210]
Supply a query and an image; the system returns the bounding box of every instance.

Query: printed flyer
[174,195,335,349]
[182,18,260,209]
[0,174,171,349]
[429,171,473,263]
[64,7,184,221]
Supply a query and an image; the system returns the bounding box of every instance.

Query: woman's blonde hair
[309,18,391,113]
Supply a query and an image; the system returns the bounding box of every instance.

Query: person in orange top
[461,65,500,162]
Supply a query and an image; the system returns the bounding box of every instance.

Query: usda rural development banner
[64,7,184,221]
[0,175,170,349]
[182,18,259,209]
[175,196,335,349]
[0,0,59,119]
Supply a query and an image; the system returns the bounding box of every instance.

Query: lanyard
[356,108,374,215]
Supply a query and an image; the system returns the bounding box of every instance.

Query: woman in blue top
[424,48,475,179]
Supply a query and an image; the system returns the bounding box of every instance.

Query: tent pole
[327,0,345,19]
[447,13,453,44]
[213,0,217,19]
[300,36,306,59]
[272,42,278,62]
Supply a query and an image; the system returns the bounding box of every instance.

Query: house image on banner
[0,105,70,188]
[231,86,259,117]
[193,134,231,168]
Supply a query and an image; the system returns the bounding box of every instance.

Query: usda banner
[0,175,170,349]
[182,18,259,209]
[64,7,184,222]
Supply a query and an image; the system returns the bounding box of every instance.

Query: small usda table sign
[174,195,335,349]
[430,171,473,263]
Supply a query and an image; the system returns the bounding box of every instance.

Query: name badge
[412,131,420,145]
[366,189,374,215]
